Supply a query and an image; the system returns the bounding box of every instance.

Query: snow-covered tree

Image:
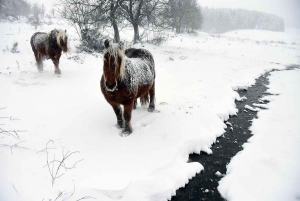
[166,0,202,33]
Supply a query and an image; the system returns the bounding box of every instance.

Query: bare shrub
[41,140,83,187]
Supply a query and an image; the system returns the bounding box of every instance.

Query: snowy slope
[0,19,299,201]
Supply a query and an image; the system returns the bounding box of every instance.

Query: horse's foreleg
[112,104,124,128]
[123,103,134,134]
[50,55,61,75]
[148,82,155,112]
[53,59,61,75]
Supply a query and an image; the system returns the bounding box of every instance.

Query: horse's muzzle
[105,81,117,92]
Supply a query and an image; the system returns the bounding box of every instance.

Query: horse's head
[103,39,125,92]
[56,29,68,52]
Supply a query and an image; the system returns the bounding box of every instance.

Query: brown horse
[100,40,156,134]
[30,29,68,75]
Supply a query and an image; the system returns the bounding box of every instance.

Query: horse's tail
[140,92,149,106]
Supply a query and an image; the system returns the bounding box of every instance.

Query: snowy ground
[0,18,299,201]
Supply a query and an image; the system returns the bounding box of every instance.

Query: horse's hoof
[147,107,155,112]
[55,69,61,75]
[122,131,131,136]
[123,127,132,135]
[117,123,124,129]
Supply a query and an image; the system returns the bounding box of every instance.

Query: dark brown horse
[30,29,68,75]
[100,40,156,134]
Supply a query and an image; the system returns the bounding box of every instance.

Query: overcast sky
[27,0,300,28]
[199,0,300,28]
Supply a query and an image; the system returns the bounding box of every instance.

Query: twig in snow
[44,140,83,187]
[54,191,66,201]
[0,128,27,139]
[0,141,30,154]
[16,60,20,70]
[62,184,76,201]
[10,116,20,121]
[76,196,96,201]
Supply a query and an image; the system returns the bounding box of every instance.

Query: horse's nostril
[105,81,116,90]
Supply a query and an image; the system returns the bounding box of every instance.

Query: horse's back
[125,48,155,73]
[30,32,47,51]
[125,48,154,62]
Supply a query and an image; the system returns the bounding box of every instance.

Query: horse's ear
[104,39,110,49]
[119,41,124,50]
[65,29,67,33]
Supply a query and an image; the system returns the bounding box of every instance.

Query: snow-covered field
[0,18,299,201]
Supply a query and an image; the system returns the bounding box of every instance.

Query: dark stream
[171,65,299,201]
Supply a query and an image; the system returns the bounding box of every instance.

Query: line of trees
[202,7,284,33]
[0,0,47,27]
[0,0,32,19]
[55,0,203,50]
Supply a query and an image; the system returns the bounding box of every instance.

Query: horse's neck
[48,32,60,50]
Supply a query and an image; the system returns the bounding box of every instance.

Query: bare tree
[107,0,123,42]
[56,0,105,40]
[119,0,163,44]
[56,0,124,49]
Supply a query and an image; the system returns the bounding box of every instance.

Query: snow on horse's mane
[103,43,126,79]
[47,29,67,47]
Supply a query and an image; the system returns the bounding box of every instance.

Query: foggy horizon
[199,0,300,28]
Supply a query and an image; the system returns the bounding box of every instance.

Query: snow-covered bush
[11,42,19,53]
[77,29,106,53]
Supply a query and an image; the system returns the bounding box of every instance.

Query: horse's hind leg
[37,53,43,72]
[133,100,137,109]
[111,104,124,128]
[34,51,43,72]
[140,92,149,106]
[148,82,155,112]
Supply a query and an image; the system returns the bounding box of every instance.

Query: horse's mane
[47,29,67,48]
[103,43,126,79]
